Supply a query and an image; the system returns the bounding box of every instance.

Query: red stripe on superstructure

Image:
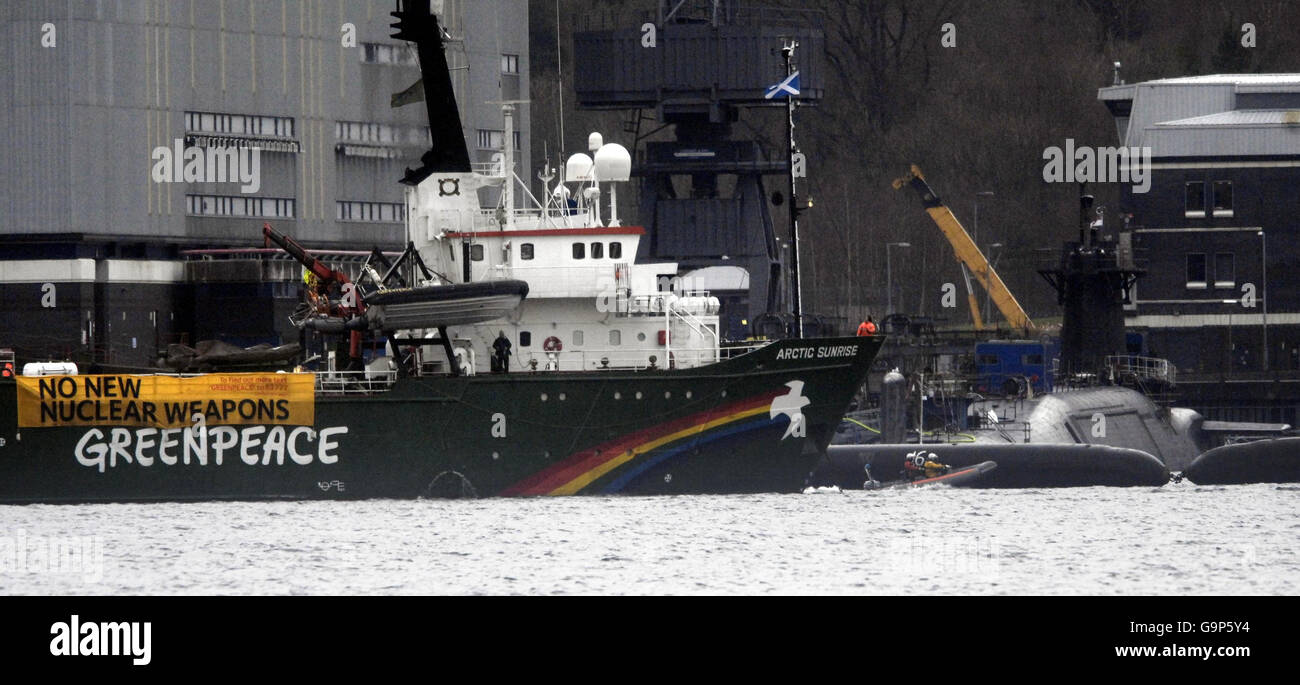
[498,390,782,496]
[445,226,645,238]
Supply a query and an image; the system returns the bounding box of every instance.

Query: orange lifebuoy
[543,336,563,352]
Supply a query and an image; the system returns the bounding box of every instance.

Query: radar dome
[564,153,594,183]
[588,132,604,152]
[594,143,632,182]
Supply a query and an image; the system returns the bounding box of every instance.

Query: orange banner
[17,373,315,429]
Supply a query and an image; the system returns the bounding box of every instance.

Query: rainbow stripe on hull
[500,391,784,496]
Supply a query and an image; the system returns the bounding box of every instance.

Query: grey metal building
[1099,74,1300,422]
[0,0,529,367]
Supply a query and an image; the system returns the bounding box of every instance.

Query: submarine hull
[1183,437,1300,485]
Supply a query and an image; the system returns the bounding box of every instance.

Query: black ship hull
[0,336,882,503]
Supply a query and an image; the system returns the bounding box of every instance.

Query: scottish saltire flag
[764,71,801,99]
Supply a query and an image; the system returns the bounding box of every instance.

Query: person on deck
[492,331,512,374]
[856,316,877,336]
[902,450,949,480]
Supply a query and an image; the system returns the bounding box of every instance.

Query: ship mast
[782,39,804,339]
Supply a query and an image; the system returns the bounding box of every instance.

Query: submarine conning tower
[571,1,825,338]
[1039,194,1144,380]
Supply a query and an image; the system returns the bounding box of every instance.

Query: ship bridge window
[1185,182,1206,218]
[520,332,532,347]
[977,354,1001,367]
[1213,181,1233,217]
[572,243,585,260]
[590,242,604,259]
[1186,253,1208,290]
[520,243,534,260]
[470,244,485,261]
[1215,253,1235,288]
[1022,354,1044,366]
[610,242,622,259]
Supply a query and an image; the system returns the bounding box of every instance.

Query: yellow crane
[891,164,1036,333]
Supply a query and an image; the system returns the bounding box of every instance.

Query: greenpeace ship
[0,0,881,502]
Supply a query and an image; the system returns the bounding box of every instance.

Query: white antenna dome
[551,183,571,197]
[588,132,604,152]
[564,153,594,182]
[594,143,632,182]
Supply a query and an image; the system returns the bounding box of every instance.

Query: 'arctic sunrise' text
[774,345,858,361]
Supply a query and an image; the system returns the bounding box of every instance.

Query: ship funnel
[391,0,472,183]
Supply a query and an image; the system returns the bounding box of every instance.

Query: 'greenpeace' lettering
[74,417,348,472]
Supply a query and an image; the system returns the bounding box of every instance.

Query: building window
[519,332,532,348]
[609,330,621,346]
[572,330,584,347]
[470,244,485,262]
[1213,181,1233,217]
[590,242,604,259]
[501,54,519,74]
[1185,182,1206,218]
[609,242,622,259]
[336,201,406,223]
[572,243,585,260]
[186,111,295,138]
[520,243,534,260]
[336,121,430,146]
[360,42,419,66]
[187,194,295,218]
[475,129,521,150]
[1214,253,1235,288]
[1186,253,1207,289]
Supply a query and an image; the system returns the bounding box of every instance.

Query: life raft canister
[543,336,563,352]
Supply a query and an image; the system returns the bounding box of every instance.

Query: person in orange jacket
[856,316,877,336]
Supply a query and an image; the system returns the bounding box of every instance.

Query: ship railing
[719,340,776,359]
[666,300,720,363]
[466,207,602,232]
[515,345,725,372]
[1105,355,1177,387]
[314,369,398,395]
[471,161,506,178]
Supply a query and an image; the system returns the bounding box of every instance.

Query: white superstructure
[401,109,722,374]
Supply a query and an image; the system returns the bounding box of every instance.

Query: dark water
[1,482,1296,595]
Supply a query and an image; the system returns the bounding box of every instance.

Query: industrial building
[1100,74,1300,422]
[0,0,529,367]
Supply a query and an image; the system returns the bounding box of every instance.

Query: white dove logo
[769,380,810,440]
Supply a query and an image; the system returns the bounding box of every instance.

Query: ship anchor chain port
[424,470,478,499]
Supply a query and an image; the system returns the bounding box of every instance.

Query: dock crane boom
[892,165,1035,333]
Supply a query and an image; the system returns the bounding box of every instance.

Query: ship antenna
[556,0,565,156]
